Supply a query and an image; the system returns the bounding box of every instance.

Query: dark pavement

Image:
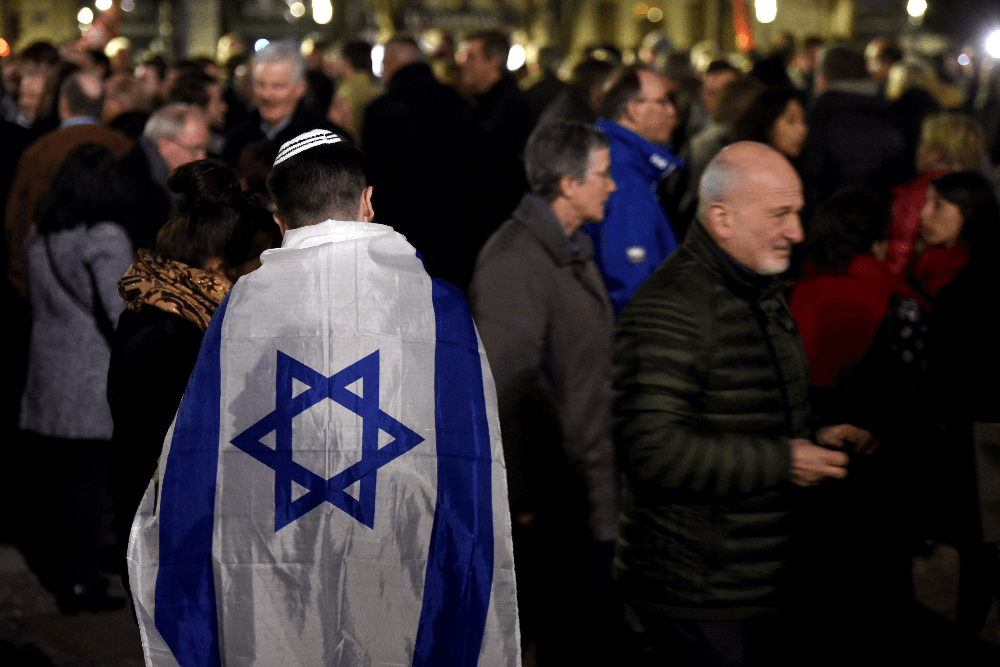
[0,539,997,666]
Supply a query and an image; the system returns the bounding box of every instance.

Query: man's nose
[787,215,804,243]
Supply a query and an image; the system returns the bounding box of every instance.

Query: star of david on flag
[231,350,424,531]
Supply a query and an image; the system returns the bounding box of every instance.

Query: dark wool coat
[613,220,810,620]
[469,194,618,542]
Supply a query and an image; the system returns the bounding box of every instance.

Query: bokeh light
[755,0,777,24]
[506,44,525,71]
[906,0,928,18]
[987,30,1000,59]
[95,0,113,11]
[78,7,94,24]
[255,39,270,52]
[313,0,333,25]
[371,44,384,78]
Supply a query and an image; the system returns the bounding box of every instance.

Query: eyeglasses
[167,138,208,159]
[634,95,674,107]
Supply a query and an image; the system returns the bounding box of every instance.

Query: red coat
[791,256,925,388]
[884,168,968,296]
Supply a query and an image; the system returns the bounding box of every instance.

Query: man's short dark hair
[820,46,867,83]
[468,30,509,64]
[267,142,371,228]
[60,73,104,119]
[705,60,737,76]
[342,41,373,74]
[167,71,216,109]
[525,121,610,201]
[598,66,641,122]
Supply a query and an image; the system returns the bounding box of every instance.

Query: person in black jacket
[107,159,278,600]
[614,142,875,666]
[363,37,499,293]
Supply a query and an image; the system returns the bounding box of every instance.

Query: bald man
[613,142,875,665]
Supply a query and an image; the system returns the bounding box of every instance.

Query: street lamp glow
[371,44,384,78]
[289,2,306,18]
[312,0,332,25]
[95,0,113,11]
[987,30,1000,59]
[755,0,777,24]
[906,0,927,18]
[506,44,525,71]
[78,7,94,24]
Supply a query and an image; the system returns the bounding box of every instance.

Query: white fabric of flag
[128,220,520,666]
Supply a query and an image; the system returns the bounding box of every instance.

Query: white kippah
[273,129,343,166]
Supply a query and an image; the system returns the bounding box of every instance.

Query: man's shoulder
[22,123,131,164]
[623,248,718,314]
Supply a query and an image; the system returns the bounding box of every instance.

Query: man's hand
[816,423,879,455]
[789,439,849,487]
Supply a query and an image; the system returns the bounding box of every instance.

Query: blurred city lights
[0,38,9,58]
[78,7,94,24]
[95,0,113,11]
[906,0,927,18]
[755,0,777,24]
[371,44,384,78]
[648,7,664,22]
[313,0,333,25]
[289,2,306,18]
[122,0,135,11]
[255,39,270,52]
[957,53,971,66]
[987,30,1000,59]
[507,44,525,71]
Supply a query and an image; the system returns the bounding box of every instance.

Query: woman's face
[768,98,808,159]
[920,185,965,247]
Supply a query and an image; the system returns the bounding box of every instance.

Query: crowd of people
[2,24,1000,666]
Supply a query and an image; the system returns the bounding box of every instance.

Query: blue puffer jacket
[585,120,684,315]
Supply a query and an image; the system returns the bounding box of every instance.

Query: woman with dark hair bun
[107,158,279,597]
[731,86,809,159]
[916,170,1000,635]
[19,142,133,614]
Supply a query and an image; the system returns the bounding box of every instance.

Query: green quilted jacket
[613,220,810,620]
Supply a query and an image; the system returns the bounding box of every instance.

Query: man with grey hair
[613,141,875,665]
[469,120,618,666]
[118,103,209,251]
[222,38,347,165]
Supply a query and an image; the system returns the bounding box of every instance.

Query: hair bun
[168,159,242,210]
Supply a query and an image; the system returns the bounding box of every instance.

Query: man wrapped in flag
[128,130,520,666]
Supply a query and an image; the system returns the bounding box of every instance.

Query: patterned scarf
[119,249,232,331]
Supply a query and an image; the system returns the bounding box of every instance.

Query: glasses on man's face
[635,95,674,107]
[168,138,208,159]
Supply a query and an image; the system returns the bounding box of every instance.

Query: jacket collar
[684,218,784,302]
[512,194,595,267]
[596,119,684,183]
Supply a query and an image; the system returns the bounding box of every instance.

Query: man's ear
[358,186,374,222]
[702,202,734,241]
[557,173,577,200]
[273,213,289,237]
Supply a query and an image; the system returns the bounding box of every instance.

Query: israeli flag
[128,221,520,666]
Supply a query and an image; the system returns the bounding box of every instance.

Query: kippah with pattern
[273,129,343,166]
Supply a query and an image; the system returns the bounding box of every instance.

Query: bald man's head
[699,141,804,275]
[382,37,424,83]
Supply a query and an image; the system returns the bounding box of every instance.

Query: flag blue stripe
[413,279,495,666]
[154,294,230,667]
